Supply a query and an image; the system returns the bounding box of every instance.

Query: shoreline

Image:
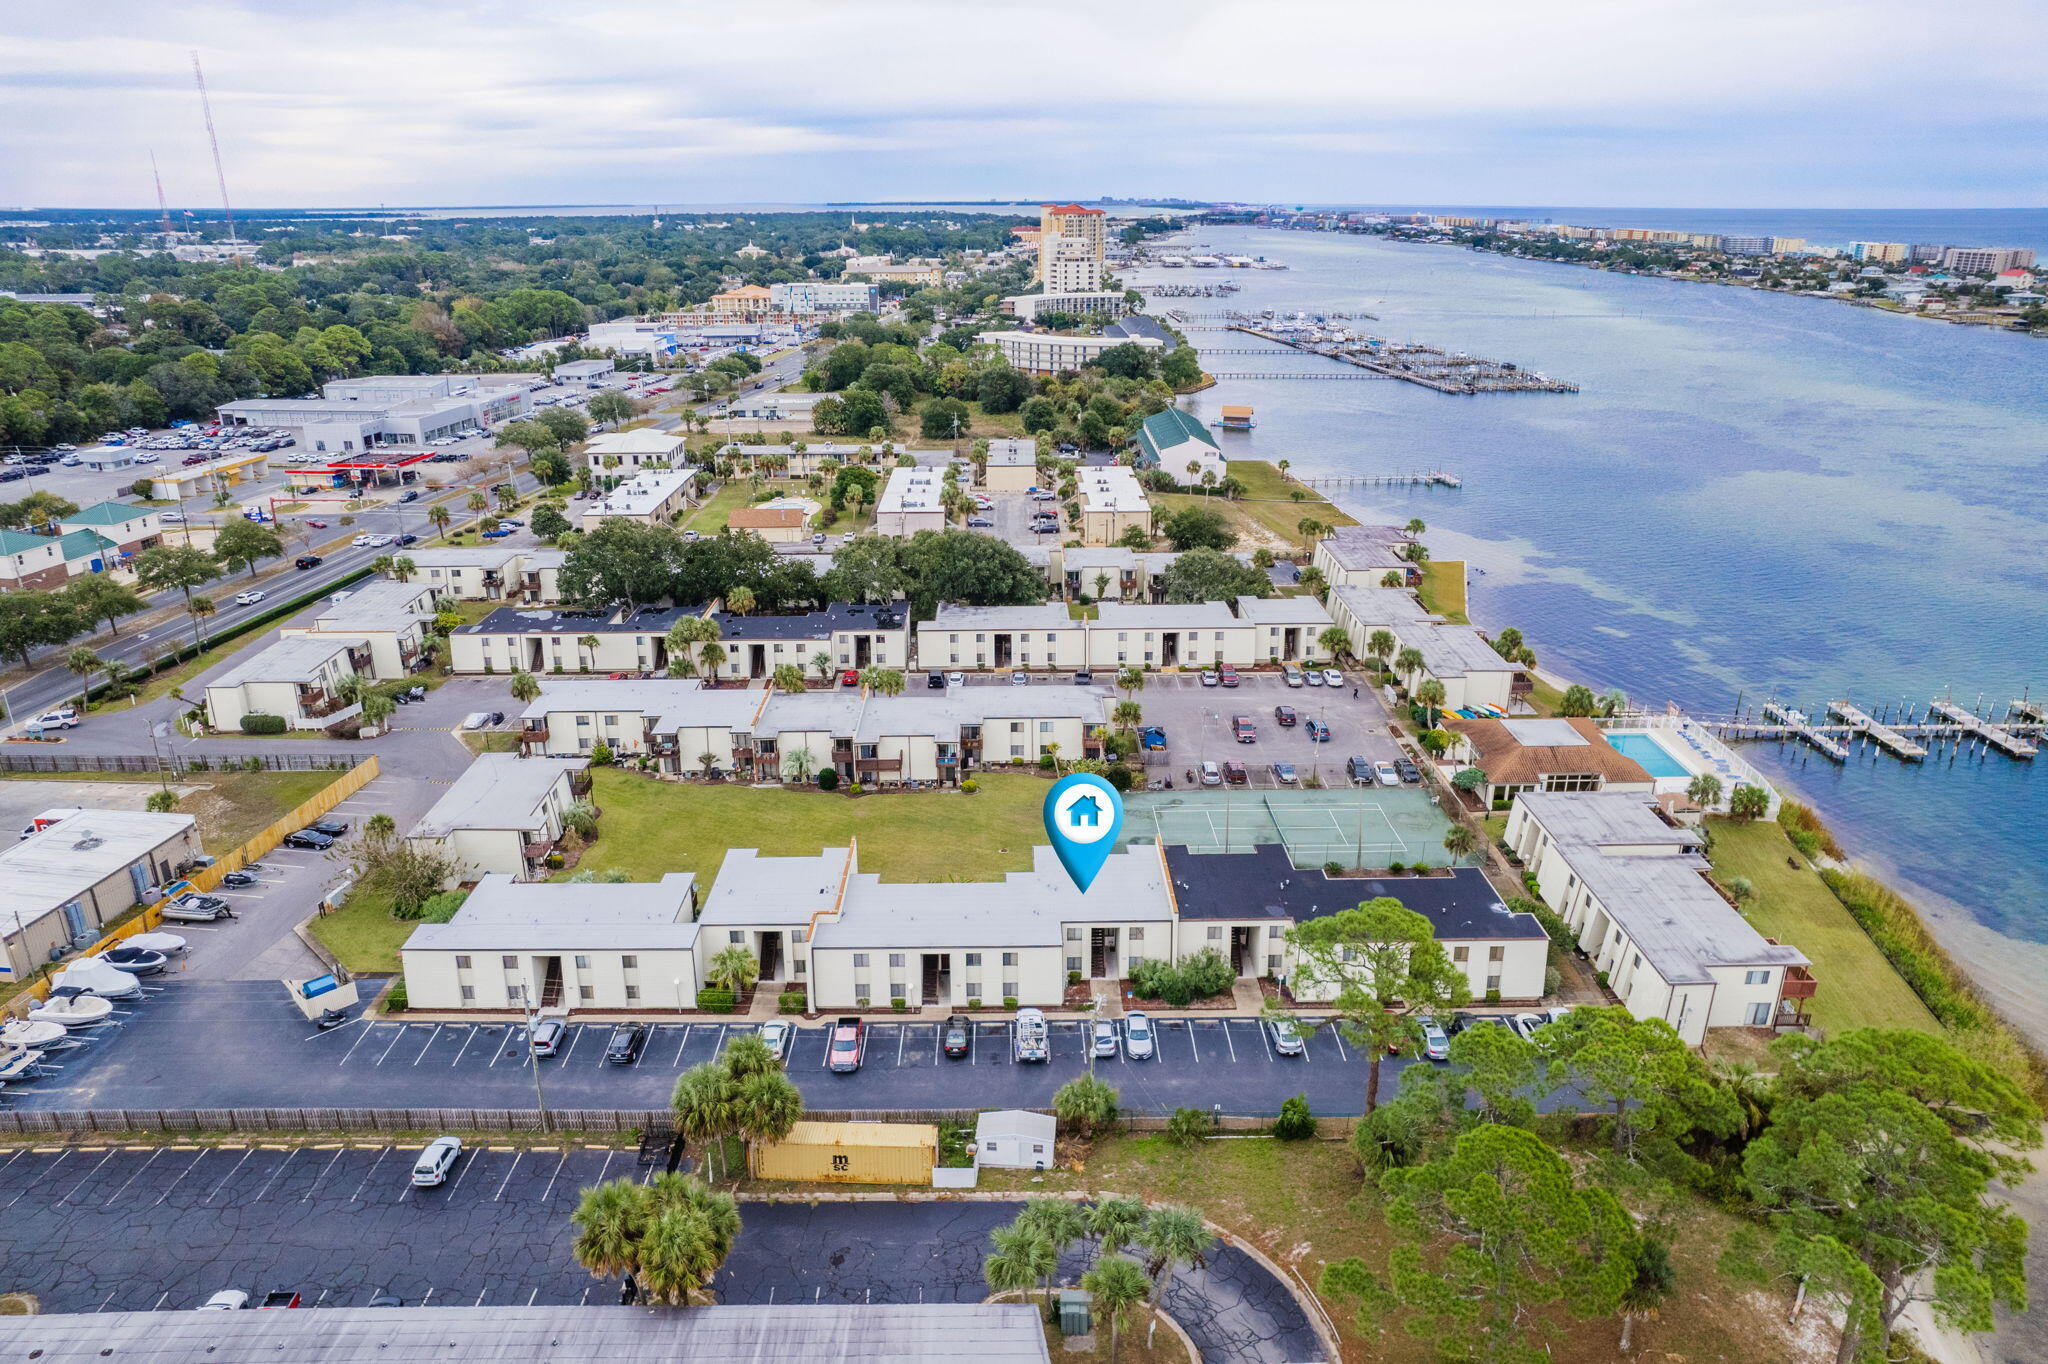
[1226,224,2047,337]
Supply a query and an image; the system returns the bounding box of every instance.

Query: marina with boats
[1696,695,2045,765]
[1162,307,1580,394]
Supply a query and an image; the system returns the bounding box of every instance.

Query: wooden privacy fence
[3,757,380,1013]
[0,751,357,775]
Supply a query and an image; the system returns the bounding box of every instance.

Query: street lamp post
[516,977,552,1134]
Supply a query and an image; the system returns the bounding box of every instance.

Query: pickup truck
[1013,1007,1050,1063]
[827,1016,864,1073]
[259,1291,302,1309]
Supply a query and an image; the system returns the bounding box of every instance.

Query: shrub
[1271,1093,1315,1141]
[695,988,737,1013]
[817,769,839,792]
[1165,1107,1209,1146]
[588,743,613,767]
[1387,860,1405,874]
[1786,828,1822,859]
[1410,862,1431,875]
[1128,948,1234,1007]
[891,997,908,1012]
[384,979,409,1011]
[846,781,864,795]
[543,851,565,869]
[967,997,981,1009]
[1725,875,1755,903]
[778,989,807,1014]
[1067,970,1082,986]
[960,777,979,793]
[1104,765,1134,792]
[1038,753,1056,770]
[1052,1072,1121,1137]
[1324,861,1344,876]
[239,714,287,735]
[418,890,468,924]
[1002,996,1019,1010]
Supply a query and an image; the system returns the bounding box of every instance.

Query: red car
[839,669,860,686]
[304,519,328,528]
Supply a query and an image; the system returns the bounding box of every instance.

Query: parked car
[1071,669,1093,685]
[758,1019,795,1063]
[945,672,964,688]
[1416,1017,1451,1061]
[604,1023,646,1064]
[309,819,349,837]
[34,709,79,729]
[365,1288,402,1308]
[1346,755,1374,784]
[1199,760,1222,787]
[828,1016,865,1072]
[1375,760,1402,787]
[1321,669,1344,687]
[397,534,418,546]
[1271,761,1298,784]
[941,1015,972,1059]
[1305,719,1331,743]
[1199,670,1219,687]
[281,829,335,851]
[410,1136,463,1187]
[1013,1007,1050,1062]
[198,1290,250,1310]
[1231,715,1257,743]
[838,669,859,687]
[1268,1019,1305,1056]
[1123,1011,1155,1060]
[528,1018,565,1057]
[926,670,944,689]
[966,516,994,528]
[1273,704,1297,727]
[1507,1012,1546,1043]
[1092,1017,1120,1058]
[1221,759,1249,786]
[1394,759,1422,784]
[1010,670,1028,686]
[398,490,419,503]
[1281,663,1304,688]
[1217,666,1240,688]
[260,1292,302,1310]
[233,590,265,606]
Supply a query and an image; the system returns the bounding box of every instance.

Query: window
[1001,952,1017,967]
[1002,981,1018,998]
[1631,953,1643,972]
[501,955,518,969]
[1486,974,1501,992]
[889,953,906,968]
[1207,926,1222,940]
[965,952,982,967]
[1267,925,1282,938]
[1126,927,1145,942]
[794,959,806,975]
[729,930,745,943]
[621,956,637,970]
[1126,955,1144,970]
[852,953,869,968]
[1066,956,1081,973]
[574,955,591,969]
[1487,946,1504,962]
[1268,954,1282,972]
[1066,927,1081,941]
[1747,1001,1773,1026]
[1452,946,1470,962]
[459,985,475,1001]
[454,955,472,970]
[965,980,981,999]
[1744,969,1771,985]
[624,985,640,1001]
[890,983,906,999]
[578,986,593,1002]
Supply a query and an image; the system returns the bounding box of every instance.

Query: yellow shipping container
[749,1120,938,1185]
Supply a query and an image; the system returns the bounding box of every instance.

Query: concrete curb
[736,1187,1339,1363]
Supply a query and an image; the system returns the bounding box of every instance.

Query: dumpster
[747,1120,938,1185]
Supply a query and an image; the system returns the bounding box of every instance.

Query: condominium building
[1940,246,2037,276]
[978,330,1162,375]
[1075,465,1152,546]
[875,465,951,537]
[1326,581,1523,712]
[584,429,689,480]
[1003,291,1129,322]
[405,753,591,880]
[769,280,879,315]
[1037,205,1107,293]
[707,285,774,319]
[579,468,699,530]
[1849,241,1910,264]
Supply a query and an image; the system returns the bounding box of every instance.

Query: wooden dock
[1299,471,1462,489]
[1761,703,1849,761]
[2012,698,2045,724]
[1927,699,2037,758]
[1218,325,1579,395]
[1824,700,1927,759]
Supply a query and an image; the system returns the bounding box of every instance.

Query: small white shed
[974,1109,1057,1170]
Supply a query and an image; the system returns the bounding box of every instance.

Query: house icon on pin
[1067,794,1102,828]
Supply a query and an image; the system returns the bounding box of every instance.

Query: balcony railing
[854,757,902,774]
[522,725,550,743]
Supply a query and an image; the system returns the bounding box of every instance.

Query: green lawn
[1215,460,1356,544]
[564,768,1048,884]
[680,480,761,533]
[1704,817,1939,1035]
[309,884,412,975]
[1416,560,1468,623]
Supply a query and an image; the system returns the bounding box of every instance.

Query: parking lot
[1134,669,1408,787]
[0,1148,1319,1359]
[3,979,1419,1119]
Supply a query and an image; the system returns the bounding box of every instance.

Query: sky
[5,0,2047,210]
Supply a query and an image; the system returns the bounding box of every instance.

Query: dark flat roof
[713,601,906,640]
[1164,843,1547,939]
[456,605,699,636]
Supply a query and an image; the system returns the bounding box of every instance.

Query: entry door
[1230,926,1253,975]
[758,932,784,981]
[1090,928,1119,978]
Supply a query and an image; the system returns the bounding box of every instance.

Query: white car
[35,709,79,729]
[758,1019,795,1063]
[1374,760,1401,787]
[197,1290,250,1310]
[1303,670,1324,686]
[410,1135,463,1187]
[1508,1012,1547,1043]
[1321,669,1344,687]
[1010,670,1029,686]
[945,671,964,687]
[1268,1019,1305,1056]
[1123,1011,1155,1061]
[234,590,265,606]
[352,534,376,547]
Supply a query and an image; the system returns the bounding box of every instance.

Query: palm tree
[1600,687,1630,717]
[64,646,102,708]
[1016,1198,1088,1319]
[428,504,452,540]
[570,1180,645,1296]
[509,669,543,704]
[706,944,759,994]
[1618,1237,1677,1353]
[1442,824,1478,861]
[1085,1196,1147,1264]
[1184,460,1200,490]
[730,1068,803,1173]
[495,484,519,514]
[389,555,416,583]
[1317,626,1351,663]
[371,554,396,579]
[872,668,905,699]
[1366,630,1397,671]
[1404,517,1426,537]
[1416,678,1447,727]
[1296,566,1326,599]
[1380,570,1404,588]
[1686,772,1724,809]
[1111,699,1143,731]
[1041,740,1062,774]
[771,663,807,694]
[1276,458,1290,480]
[984,1223,1057,1311]
[1394,646,1424,682]
[1134,1206,1212,1347]
[635,1181,734,1306]
[185,594,217,653]
[782,746,816,784]
[1080,1253,1151,1361]
[573,633,599,672]
[466,490,488,516]
[698,641,727,680]
[671,1065,736,1182]
[1092,570,1112,602]
[1115,665,1145,701]
[810,650,834,682]
[360,690,397,733]
[725,586,756,616]
[364,811,397,847]
[1295,517,1324,555]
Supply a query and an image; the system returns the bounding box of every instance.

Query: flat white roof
[586,429,687,456]
[879,465,947,514]
[403,872,698,953]
[309,580,435,631]
[0,811,196,935]
[586,468,699,518]
[207,633,366,688]
[1078,466,1149,514]
[409,754,588,838]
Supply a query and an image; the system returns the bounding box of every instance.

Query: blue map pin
[1044,773,1123,892]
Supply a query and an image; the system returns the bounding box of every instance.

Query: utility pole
[518,980,552,1133]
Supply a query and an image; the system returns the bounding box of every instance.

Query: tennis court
[1120,787,1472,869]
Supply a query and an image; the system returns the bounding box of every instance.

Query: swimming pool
[1602,731,1692,779]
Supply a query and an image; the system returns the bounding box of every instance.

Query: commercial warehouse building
[216,374,537,453]
[0,812,205,982]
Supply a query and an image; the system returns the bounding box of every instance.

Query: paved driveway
[4,979,1412,1119]
[1135,671,1408,786]
[0,1146,1323,1360]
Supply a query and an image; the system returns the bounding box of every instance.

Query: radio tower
[149,150,175,242]
[190,51,238,247]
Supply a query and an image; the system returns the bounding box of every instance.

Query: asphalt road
[0,1145,1321,1361]
[3,979,1414,1119]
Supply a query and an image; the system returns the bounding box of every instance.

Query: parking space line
[349,1147,391,1201]
[411,1024,443,1064]
[100,1148,164,1206]
[150,1148,211,1206]
[541,1152,570,1202]
[594,1150,615,1184]
[493,1152,522,1201]
[374,1025,409,1065]
[302,1146,349,1200]
[202,1148,253,1204]
[1329,1025,1349,1061]
[446,1148,486,1198]
[710,1024,728,1060]
[673,1025,693,1067]
[896,1027,906,1066]
[593,1028,613,1069]
[1185,1021,1200,1064]
[1222,1023,1238,1063]
[249,1149,299,1202]
[56,1149,116,1205]
[562,1027,586,1064]
[450,1026,480,1067]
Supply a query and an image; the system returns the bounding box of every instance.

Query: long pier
[1761,704,1849,761]
[1824,700,1927,760]
[1299,471,1462,488]
[1204,370,1396,381]
[1927,699,2037,758]
[1218,325,1579,395]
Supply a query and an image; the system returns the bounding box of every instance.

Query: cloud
[2,0,2044,206]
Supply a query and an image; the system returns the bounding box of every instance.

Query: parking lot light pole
[518,981,551,1134]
